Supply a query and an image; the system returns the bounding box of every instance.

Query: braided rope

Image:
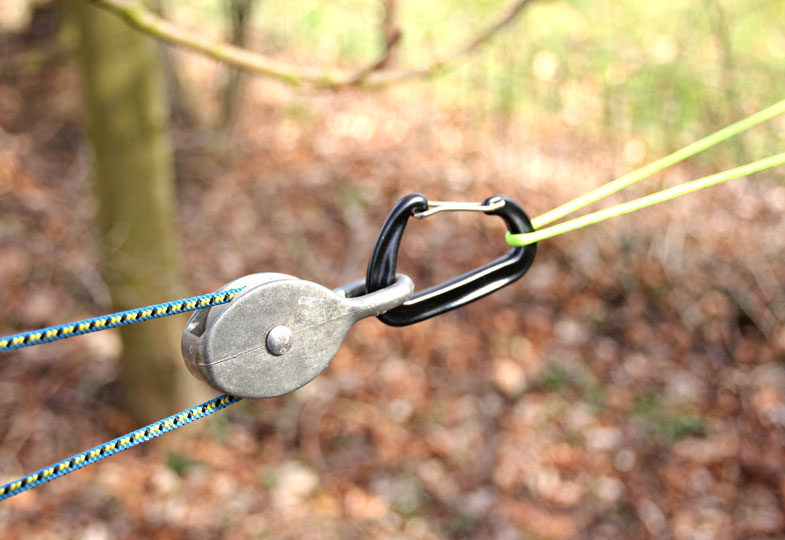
[0,288,244,353]
[0,394,242,501]
[507,153,785,246]
[530,97,785,229]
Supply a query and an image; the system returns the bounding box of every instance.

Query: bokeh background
[1,1,784,538]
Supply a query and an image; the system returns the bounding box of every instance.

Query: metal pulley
[182,193,537,399]
[181,272,414,398]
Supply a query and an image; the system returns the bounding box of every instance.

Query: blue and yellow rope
[0,288,243,353]
[0,287,248,501]
[0,393,242,501]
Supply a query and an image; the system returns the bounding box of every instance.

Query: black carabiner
[365,193,537,326]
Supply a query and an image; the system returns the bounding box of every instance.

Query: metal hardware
[181,273,413,398]
[266,326,293,356]
[366,193,537,327]
[413,196,506,219]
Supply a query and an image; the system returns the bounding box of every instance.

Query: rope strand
[531,98,785,229]
[0,394,241,502]
[508,152,785,246]
[0,288,244,354]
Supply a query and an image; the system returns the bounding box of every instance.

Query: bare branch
[379,0,402,70]
[445,0,533,63]
[82,0,534,89]
[348,0,402,85]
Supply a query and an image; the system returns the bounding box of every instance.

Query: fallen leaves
[1,44,785,540]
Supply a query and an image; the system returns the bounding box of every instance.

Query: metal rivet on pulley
[266,325,293,356]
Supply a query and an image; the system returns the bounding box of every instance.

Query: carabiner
[365,193,537,326]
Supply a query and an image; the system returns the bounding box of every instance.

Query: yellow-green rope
[531,98,785,230]
[507,153,785,247]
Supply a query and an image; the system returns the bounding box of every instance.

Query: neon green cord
[531,98,785,229]
[507,153,785,247]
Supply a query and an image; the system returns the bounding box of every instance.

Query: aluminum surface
[182,273,413,398]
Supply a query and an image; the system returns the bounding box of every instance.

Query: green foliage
[538,363,606,411]
[629,392,707,443]
[258,468,278,489]
[210,414,231,441]
[387,473,428,517]
[167,452,200,477]
[443,513,480,537]
[539,364,573,392]
[171,0,783,160]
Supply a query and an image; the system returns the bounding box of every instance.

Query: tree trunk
[69,1,204,423]
[220,0,256,129]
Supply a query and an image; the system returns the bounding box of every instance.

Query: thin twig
[347,0,402,84]
[82,0,534,89]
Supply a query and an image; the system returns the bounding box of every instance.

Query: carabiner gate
[365,193,537,326]
[412,197,506,219]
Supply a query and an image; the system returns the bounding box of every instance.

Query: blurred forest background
[1,0,784,538]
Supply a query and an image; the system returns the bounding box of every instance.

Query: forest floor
[1,39,785,540]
